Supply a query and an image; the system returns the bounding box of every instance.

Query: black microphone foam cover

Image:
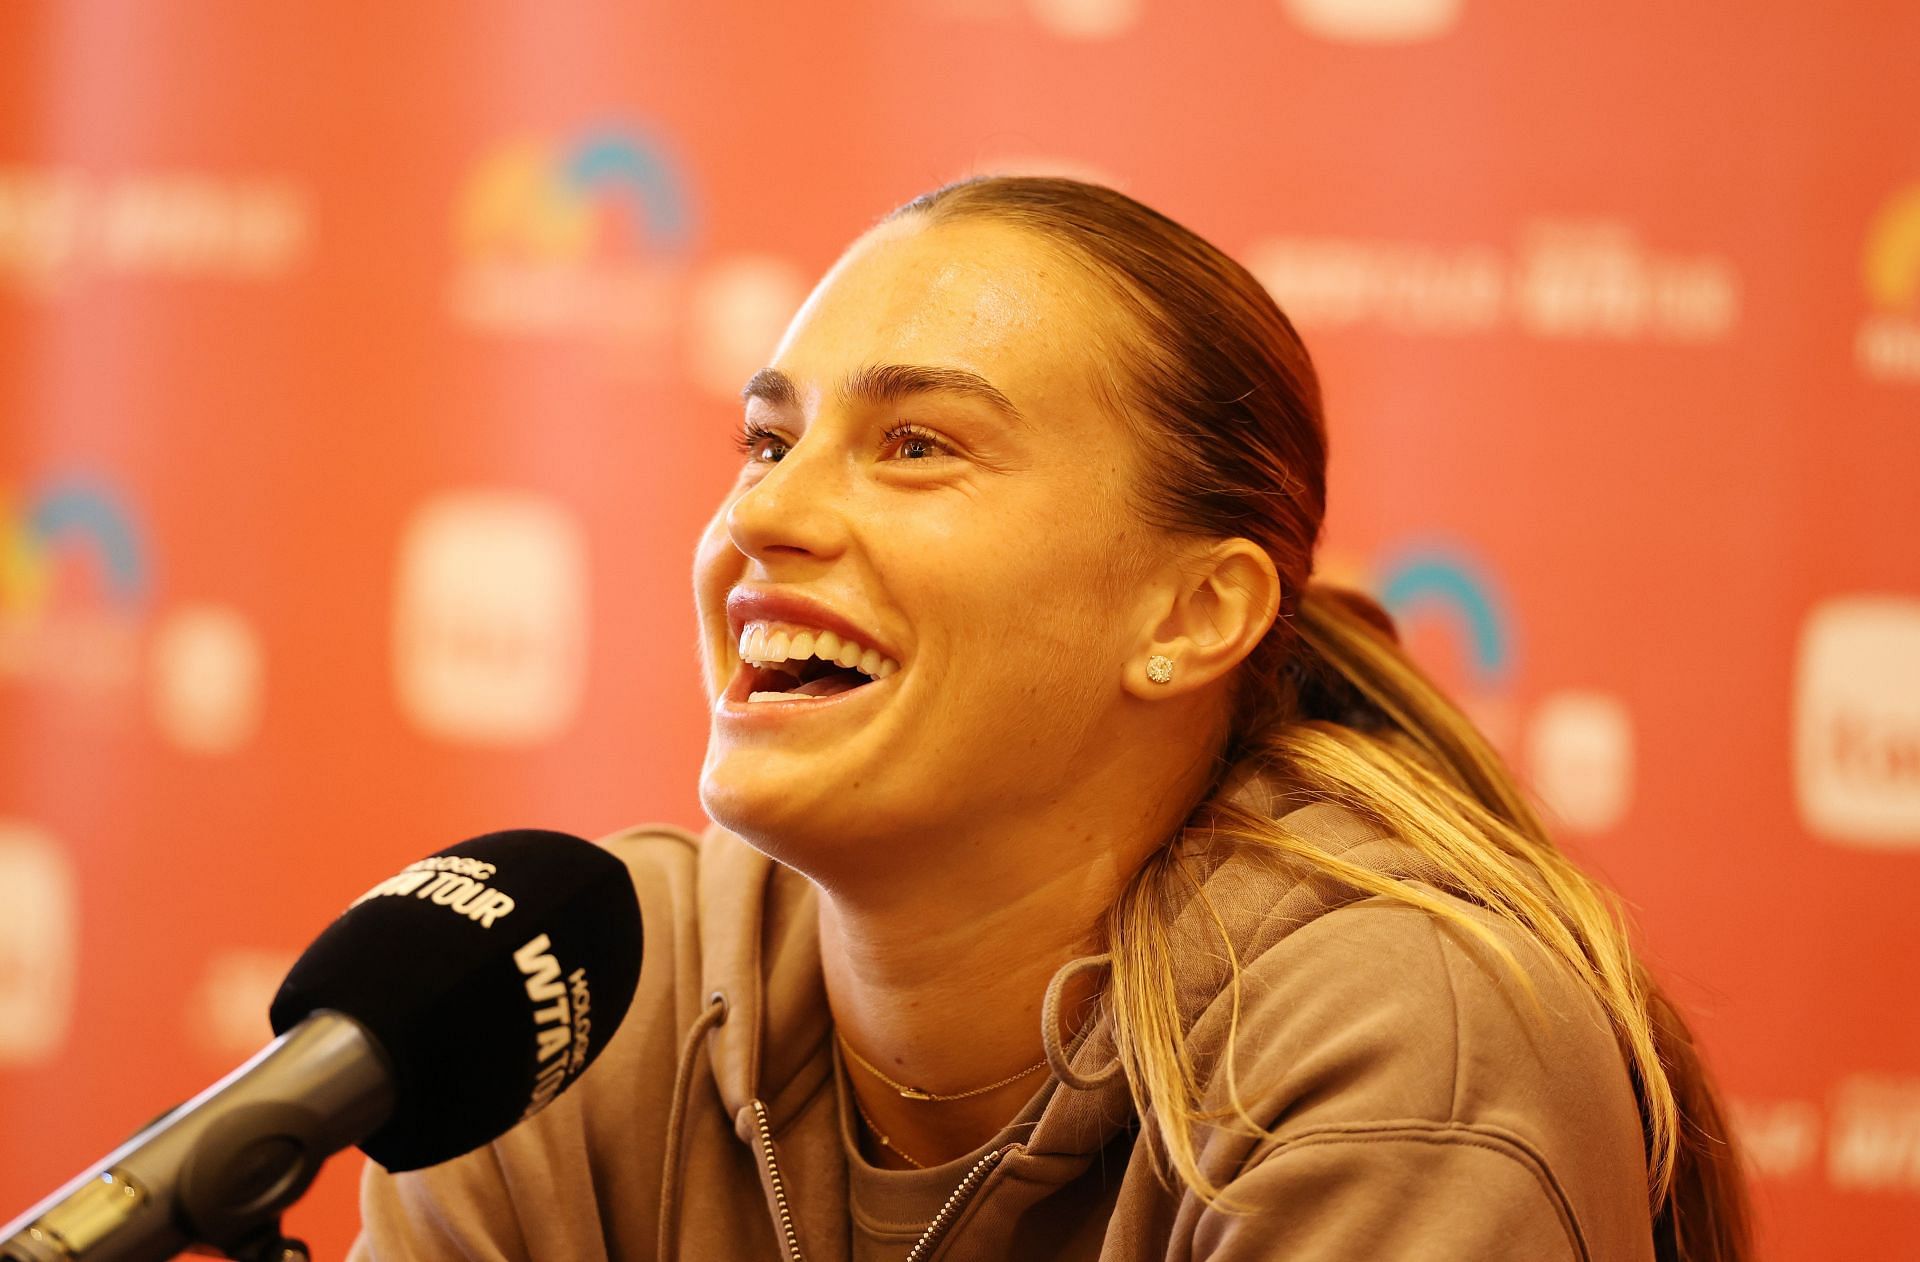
[269,830,641,1172]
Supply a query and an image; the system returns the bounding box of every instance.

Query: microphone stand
[225,1222,310,1262]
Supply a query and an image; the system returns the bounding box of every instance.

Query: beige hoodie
[349,772,1657,1260]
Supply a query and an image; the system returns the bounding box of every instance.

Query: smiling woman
[349,178,1754,1262]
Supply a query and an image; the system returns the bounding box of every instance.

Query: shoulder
[597,820,702,874]
[1232,885,1643,1145]
[1191,886,1653,1257]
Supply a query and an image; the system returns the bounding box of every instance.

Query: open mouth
[733,626,898,703]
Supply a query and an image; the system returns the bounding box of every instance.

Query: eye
[881,422,953,462]
[732,420,788,463]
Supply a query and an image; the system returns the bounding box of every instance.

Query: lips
[725,586,897,664]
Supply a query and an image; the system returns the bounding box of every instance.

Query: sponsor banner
[392,490,590,747]
[0,167,308,295]
[0,823,77,1067]
[1794,596,1920,847]
[1247,221,1740,343]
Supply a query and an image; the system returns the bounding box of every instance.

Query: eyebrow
[739,364,1031,429]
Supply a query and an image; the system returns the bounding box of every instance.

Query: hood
[690,762,1472,1161]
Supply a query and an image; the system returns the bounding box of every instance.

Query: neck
[816,746,1218,1168]
[820,860,1112,1167]
[800,703,1229,1169]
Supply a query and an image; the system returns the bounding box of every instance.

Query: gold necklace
[836,1031,1048,1102]
[847,1087,927,1169]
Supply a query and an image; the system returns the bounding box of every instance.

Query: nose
[724,433,850,565]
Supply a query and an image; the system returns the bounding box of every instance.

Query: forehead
[768,217,1114,419]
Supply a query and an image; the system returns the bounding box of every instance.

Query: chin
[697,756,846,867]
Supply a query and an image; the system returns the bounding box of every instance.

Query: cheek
[692,506,745,692]
[915,497,1126,713]
[693,503,743,604]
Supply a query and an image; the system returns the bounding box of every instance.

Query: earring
[1146,654,1175,685]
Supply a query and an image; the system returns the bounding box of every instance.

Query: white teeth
[736,620,900,682]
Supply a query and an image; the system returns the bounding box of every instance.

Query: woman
[352,177,1753,1260]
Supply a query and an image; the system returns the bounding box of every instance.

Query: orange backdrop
[3,3,1917,1258]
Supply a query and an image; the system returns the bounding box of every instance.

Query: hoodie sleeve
[1176,890,1652,1262]
[1189,1122,1583,1260]
[348,1150,531,1262]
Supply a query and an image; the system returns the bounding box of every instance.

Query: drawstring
[1041,954,1120,1091]
[658,991,730,1261]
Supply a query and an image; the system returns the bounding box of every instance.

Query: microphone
[1,829,642,1262]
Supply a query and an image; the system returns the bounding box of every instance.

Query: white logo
[0,167,308,296]
[1828,1076,1920,1191]
[1526,690,1635,834]
[514,934,593,1118]
[149,604,265,755]
[1856,181,1920,382]
[1727,1096,1821,1180]
[1282,0,1462,43]
[392,491,589,746]
[187,948,298,1062]
[0,822,78,1065]
[1029,0,1143,39]
[688,256,808,399]
[1793,596,1920,846]
[1246,220,1739,343]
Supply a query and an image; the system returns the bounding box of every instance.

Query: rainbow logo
[1375,544,1513,689]
[1864,182,1920,313]
[0,480,148,619]
[457,125,693,263]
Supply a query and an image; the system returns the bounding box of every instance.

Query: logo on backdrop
[1345,542,1637,833]
[187,947,299,1062]
[449,124,695,354]
[0,821,78,1066]
[1732,1078,1920,1192]
[0,166,308,296]
[1793,595,1920,847]
[1375,545,1520,746]
[687,254,810,400]
[1855,181,1920,382]
[1247,220,1740,343]
[0,478,265,751]
[1281,0,1462,42]
[1,478,150,694]
[392,489,590,747]
[917,0,1462,41]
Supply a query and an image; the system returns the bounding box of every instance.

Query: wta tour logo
[1370,543,1636,833]
[449,124,695,355]
[1855,181,1920,382]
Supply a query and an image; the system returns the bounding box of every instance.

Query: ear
[1124,538,1280,700]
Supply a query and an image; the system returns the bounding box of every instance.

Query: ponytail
[1107,582,1754,1261]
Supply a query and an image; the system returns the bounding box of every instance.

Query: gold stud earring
[1146,654,1174,685]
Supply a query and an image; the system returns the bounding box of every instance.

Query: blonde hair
[890,176,1753,1261]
